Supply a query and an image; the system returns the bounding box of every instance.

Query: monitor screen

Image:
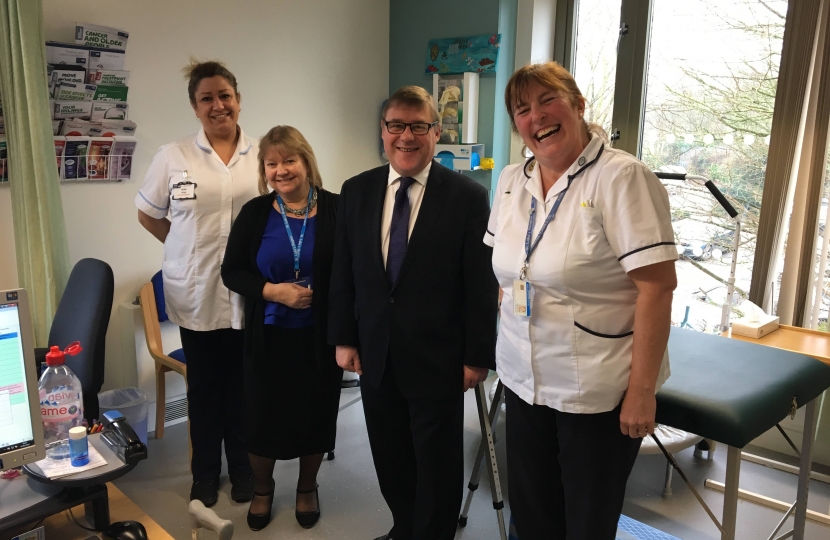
[0,289,44,470]
[0,300,36,456]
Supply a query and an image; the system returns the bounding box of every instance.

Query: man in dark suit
[328,85,498,540]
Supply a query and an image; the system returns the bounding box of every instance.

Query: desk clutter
[0,22,136,185]
[34,444,106,480]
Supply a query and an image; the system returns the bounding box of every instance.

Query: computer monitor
[0,289,45,471]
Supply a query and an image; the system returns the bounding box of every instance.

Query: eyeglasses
[383,121,438,135]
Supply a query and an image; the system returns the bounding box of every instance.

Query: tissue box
[732,314,780,339]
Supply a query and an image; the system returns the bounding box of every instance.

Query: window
[565,0,788,331]
[571,0,622,137]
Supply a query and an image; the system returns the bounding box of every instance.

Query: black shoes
[230,474,254,502]
[190,475,252,506]
[295,484,321,529]
[247,479,276,531]
[190,478,219,507]
[373,535,392,540]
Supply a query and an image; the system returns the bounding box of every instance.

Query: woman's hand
[262,282,312,309]
[620,389,656,438]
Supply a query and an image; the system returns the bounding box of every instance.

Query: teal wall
[493,0,518,185]
[389,0,515,191]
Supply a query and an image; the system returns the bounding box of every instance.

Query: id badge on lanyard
[276,187,314,283]
[512,279,532,316]
[514,185,571,318]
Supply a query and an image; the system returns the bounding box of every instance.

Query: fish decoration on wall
[425,34,500,74]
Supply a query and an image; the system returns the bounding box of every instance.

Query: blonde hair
[382,85,440,123]
[504,61,608,143]
[181,58,239,106]
[257,126,323,196]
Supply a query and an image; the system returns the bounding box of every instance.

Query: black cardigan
[221,188,339,370]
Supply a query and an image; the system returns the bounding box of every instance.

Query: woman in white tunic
[486,62,678,539]
[135,60,258,507]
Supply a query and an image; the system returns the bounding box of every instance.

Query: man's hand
[463,365,489,392]
[619,389,656,438]
[336,345,362,375]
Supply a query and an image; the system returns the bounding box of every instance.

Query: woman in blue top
[221,126,341,531]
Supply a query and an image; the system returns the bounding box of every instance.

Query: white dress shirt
[381,161,432,266]
[484,137,678,413]
[135,128,259,331]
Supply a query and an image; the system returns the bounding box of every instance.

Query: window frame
[555,0,652,158]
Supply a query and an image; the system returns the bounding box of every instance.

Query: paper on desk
[34,445,106,479]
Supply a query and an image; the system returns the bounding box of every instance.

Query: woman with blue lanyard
[485,62,678,539]
[221,125,341,531]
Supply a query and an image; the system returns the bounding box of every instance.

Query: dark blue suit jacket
[328,161,498,398]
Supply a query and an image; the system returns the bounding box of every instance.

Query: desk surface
[24,433,136,488]
[727,325,830,366]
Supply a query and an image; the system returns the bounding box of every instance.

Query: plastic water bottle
[38,342,85,459]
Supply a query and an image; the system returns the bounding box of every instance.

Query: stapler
[100,410,148,465]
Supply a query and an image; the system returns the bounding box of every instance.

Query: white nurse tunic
[485,137,678,413]
[135,128,259,331]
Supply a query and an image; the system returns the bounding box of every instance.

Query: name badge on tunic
[171,180,197,200]
[512,280,532,317]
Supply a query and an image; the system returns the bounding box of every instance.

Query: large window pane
[572,0,622,137]
[802,138,830,329]
[638,0,787,331]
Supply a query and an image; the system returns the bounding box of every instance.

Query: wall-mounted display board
[425,34,500,74]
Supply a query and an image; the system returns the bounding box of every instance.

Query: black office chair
[34,258,114,422]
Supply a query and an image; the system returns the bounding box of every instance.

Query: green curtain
[0,0,70,346]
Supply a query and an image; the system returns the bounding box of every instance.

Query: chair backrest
[139,279,166,362]
[150,270,168,322]
[49,258,114,422]
[139,271,186,372]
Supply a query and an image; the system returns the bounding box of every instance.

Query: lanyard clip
[519,263,528,281]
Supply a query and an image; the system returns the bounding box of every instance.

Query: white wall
[0,0,389,390]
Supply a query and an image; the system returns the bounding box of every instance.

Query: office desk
[658,327,830,540]
[727,324,830,366]
[0,434,135,533]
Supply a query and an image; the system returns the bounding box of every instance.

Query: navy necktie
[387,176,416,285]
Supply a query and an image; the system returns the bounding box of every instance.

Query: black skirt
[244,325,342,459]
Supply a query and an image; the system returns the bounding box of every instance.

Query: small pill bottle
[69,426,90,467]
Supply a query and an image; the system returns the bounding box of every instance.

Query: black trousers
[505,387,642,540]
[361,365,464,540]
[179,327,251,481]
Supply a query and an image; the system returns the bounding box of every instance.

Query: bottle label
[40,389,82,422]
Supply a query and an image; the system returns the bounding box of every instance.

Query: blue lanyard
[521,178,574,280]
[519,144,604,280]
[275,187,313,280]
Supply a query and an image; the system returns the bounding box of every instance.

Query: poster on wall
[425,34,500,74]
